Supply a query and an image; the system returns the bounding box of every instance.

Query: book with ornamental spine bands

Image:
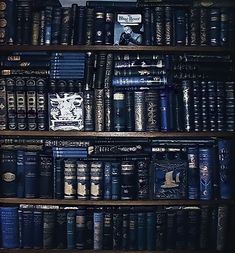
[48,92,84,131]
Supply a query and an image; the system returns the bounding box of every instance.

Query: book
[16,150,25,198]
[114,12,143,45]
[103,208,113,249]
[93,211,103,250]
[43,210,56,249]
[64,159,77,199]
[76,208,86,249]
[48,92,84,131]
[0,78,7,130]
[67,210,76,249]
[76,161,90,200]
[121,161,136,200]
[22,208,34,248]
[90,161,103,200]
[33,209,43,249]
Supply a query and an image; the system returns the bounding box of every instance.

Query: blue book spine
[165,7,173,46]
[199,148,213,200]
[146,212,156,250]
[24,151,38,198]
[16,150,25,198]
[187,208,200,250]
[111,162,121,200]
[54,158,64,199]
[33,210,43,249]
[103,209,113,250]
[156,211,167,250]
[76,209,86,249]
[43,210,56,249]
[93,212,103,250]
[160,90,169,131]
[220,8,229,46]
[18,209,23,248]
[187,147,199,199]
[0,150,17,197]
[64,159,77,199]
[175,9,187,45]
[67,210,76,249]
[113,92,126,131]
[218,139,233,199]
[56,210,67,249]
[129,212,137,250]
[113,212,122,250]
[121,213,129,250]
[137,212,146,250]
[22,209,34,248]
[44,6,52,45]
[216,205,228,251]
[104,162,112,200]
[210,8,220,46]
[0,207,19,248]
[76,161,90,200]
[166,211,176,250]
[175,209,187,249]
[90,162,103,200]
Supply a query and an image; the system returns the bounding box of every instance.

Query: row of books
[0,139,233,200]
[0,205,229,251]
[1,0,235,46]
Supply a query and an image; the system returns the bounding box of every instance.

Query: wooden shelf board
[0,198,233,206]
[0,45,234,53]
[0,131,234,138]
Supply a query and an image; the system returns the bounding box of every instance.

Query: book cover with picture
[48,92,84,131]
[114,12,144,46]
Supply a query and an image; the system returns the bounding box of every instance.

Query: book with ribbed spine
[64,159,77,199]
[137,160,149,199]
[225,81,235,132]
[113,91,126,131]
[15,77,26,130]
[160,90,170,132]
[67,210,76,249]
[16,150,24,198]
[85,8,94,45]
[0,78,7,130]
[94,10,105,45]
[70,4,78,45]
[105,12,114,45]
[134,91,145,131]
[93,211,103,250]
[210,8,220,46]
[0,150,17,197]
[90,161,103,200]
[175,208,187,249]
[189,7,199,46]
[154,7,165,46]
[121,212,129,250]
[200,8,209,46]
[60,7,71,45]
[76,208,86,249]
[166,210,176,250]
[0,207,19,248]
[76,161,90,200]
[39,10,45,45]
[216,81,225,132]
[121,161,136,200]
[201,81,209,131]
[103,208,113,249]
[192,80,202,131]
[26,78,37,130]
[16,4,23,45]
[22,208,34,248]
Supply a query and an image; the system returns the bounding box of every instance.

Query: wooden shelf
[0,45,234,53]
[0,198,233,206]
[0,131,234,138]
[0,250,222,253]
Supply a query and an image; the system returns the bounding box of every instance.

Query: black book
[22,208,34,248]
[31,12,40,45]
[175,8,187,45]
[15,77,26,130]
[210,8,220,46]
[113,91,126,131]
[129,211,137,250]
[39,10,46,45]
[121,212,129,250]
[94,9,105,45]
[166,209,176,250]
[175,208,187,249]
[165,7,173,46]
[43,210,56,249]
[121,161,136,200]
[0,78,7,130]
[105,12,114,45]
[200,206,210,250]
[60,7,71,45]
[200,8,209,46]
[201,81,209,131]
[26,78,37,131]
[85,8,94,45]
[76,208,86,249]
[103,208,113,250]
[70,4,78,45]
[144,7,151,45]
[156,210,167,250]
[77,6,86,45]
[56,209,67,249]
[189,8,200,46]
[22,5,32,45]
[16,4,23,45]
[51,7,62,45]
[85,207,94,249]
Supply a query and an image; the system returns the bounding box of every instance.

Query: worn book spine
[166,211,176,250]
[200,206,210,249]
[31,12,40,45]
[84,90,94,131]
[61,7,71,45]
[220,8,229,46]
[192,80,202,131]
[51,7,62,45]
[146,212,156,250]
[121,212,129,250]
[70,4,78,45]
[129,211,137,250]
[22,5,31,45]
[121,161,135,200]
[187,208,200,250]
[103,208,113,249]
[113,91,126,131]
[16,4,23,45]
[156,211,167,250]
[137,212,146,250]
[90,161,103,200]
[67,210,76,249]
[210,8,220,46]
[33,210,43,249]
[165,7,173,46]
[15,77,26,130]
[125,91,134,131]
[137,160,149,199]
[54,158,64,199]
[94,10,105,45]
[76,208,86,249]
[175,209,186,249]
[95,88,104,131]
[189,7,199,46]
[77,161,90,200]
[160,90,169,131]
[201,81,209,131]
[0,78,7,130]
[134,91,145,131]
[44,6,53,45]
[56,210,67,249]
[93,211,103,250]
[216,82,225,132]
[200,8,209,46]
[207,81,217,131]
[104,162,112,200]
[144,7,151,45]
[225,81,235,132]
[64,159,77,199]
[26,78,37,130]
[39,10,45,45]
[155,7,165,45]
[85,8,94,45]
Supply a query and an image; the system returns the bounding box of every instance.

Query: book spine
[16,150,25,198]
[104,12,114,45]
[16,5,23,45]
[218,140,233,199]
[199,148,213,200]
[67,210,76,249]
[84,90,94,131]
[95,89,104,131]
[85,8,94,45]
[192,80,202,131]
[209,207,218,249]
[228,10,235,46]
[111,162,121,200]
[0,0,8,44]
[22,5,31,45]
[70,4,78,45]
[144,7,151,45]
[207,81,217,131]
[93,212,103,250]
[24,151,38,198]
[85,208,93,249]
[90,161,103,200]
[155,7,165,45]
[121,212,129,250]
[103,209,113,249]
[145,90,160,131]
[175,209,186,249]
[200,8,209,46]
[54,158,64,199]
[129,211,137,250]
[0,78,7,130]
[113,211,122,249]
[76,6,85,45]
[18,208,23,248]
[125,91,134,131]
[200,206,210,249]
[6,78,17,130]
[134,91,145,131]
[51,8,62,45]
[56,210,67,249]
[39,10,45,45]
[94,10,105,45]
[187,208,200,250]
[189,8,199,46]
[210,8,220,46]
[104,162,112,200]
[16,78,27,130]
[156,211,167,250]
[33,210,43,249]
[220,8,229,46]
[26,78,37,130]
[225,81,235,132]
[64,159,77,199]
[113,91,126,131]
[39,153,53,198]
[137,160,149,199]
[37,78,48,130]
[121,161,135,200]
[22,209,34,248]
[61,7,71,45]
[31,12,40,45]
[201,81,209,131]
[77,161,90,200]
[76,208,86,249]
[187,147,199,199]
[160,90,169,131]
[175,9,186,45]
[166,211,176,250]
[0,150,17,197]
[146,212,156,250]
[0,207,19,248]
[43,211,56,249]
[137,212,146,250]
[165,7,173,45]
[43,7,53,45]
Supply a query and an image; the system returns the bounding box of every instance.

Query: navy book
[137,212,146,250]
[56,210,67,248]
[16,150,25,198]
[111,162,121,200]
[22,208,34,248]
[76,208,86,249]
[146,212,156,250]
[104,162,112,200]
[93,211,103,250]
[33,210,43,249]
[67,210,76,249]
[103,208,113,250]
[43,210,56,249]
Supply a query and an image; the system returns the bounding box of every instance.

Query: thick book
[137,212,146,250]
[103,208,113,249]
[113,92,126,131]
[114,12,143,46]
[134,91,145,131]
[67,210,76,249]
[94,10,105,45]
[0,150,17,197]
[16,150,25,198]
[22,208,34,248]
[33,209,43,249]
[76,208,86,249]
[90,161,103,200]
[51,7,62,45]
[112,162,121,200]
[175,9,187,45]
[129,211,138,250]
[64,159,77,199]
[104,162,112,200]
[26,78,37,130]
[137,160,149,199]
[56,209,67,249]
[48,92,84,131]
[146,212,156,250]
[60,7,71,45]
[121,161,136,200]
[93,211,103,250]
[0,78,7,130]
[77,161,90,200]
[43,210,56,249]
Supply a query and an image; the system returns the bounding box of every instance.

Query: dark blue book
[175,9,187,45]
[0,207,19,248]
[22,208,34,248]
[0,150,17,197]
[90,161,103,200]
[43,210,56,249]
[56,210,67,249]
[200,8,209,46]
[137,212,146,250]
[160,90,170,131]
[67,210,76,249]
[209,207,218,250]
[210,8,220,46]
[166,210,176,250]
[64,159,77,199]
[125,90,134,131]
[121,212,129,250]
[218,139,233,199]
[76,208,86,249]
[175,209,187,249]
[134,91,145,131]
[137,160,149,199]
[187,147,199,200]
[85,207,94,249]
[155,7,165,46]
[156,210,167,250]
[199,148,213,200]
[189,8,200,46]
[33,210,43,249]
[144,8,151,45]
[220,8,229,46]
[111,162,121,200]
[113,210,122,250]
[121,161,136,200]
[77,6,86,45]
[18,208,23,248]
[54,158,64,199]
[93,211,103,250]
[16,150,25,198]
[129,211,137,250]
[24,151,38,198]
[146,212,156,250]
[113,91,126,131]
[76,161,90,200]
[39,153,53,198]
[200,206,210,250]
[165,7,173,46]
[103,208,113,250]
[104,162,112,200]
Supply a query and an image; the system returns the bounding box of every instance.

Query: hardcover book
[48,92,84,131]
[114,12,144,46]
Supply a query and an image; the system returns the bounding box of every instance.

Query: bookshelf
[0,0,235,252]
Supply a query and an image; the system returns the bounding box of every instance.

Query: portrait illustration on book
[114,13,144,46]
